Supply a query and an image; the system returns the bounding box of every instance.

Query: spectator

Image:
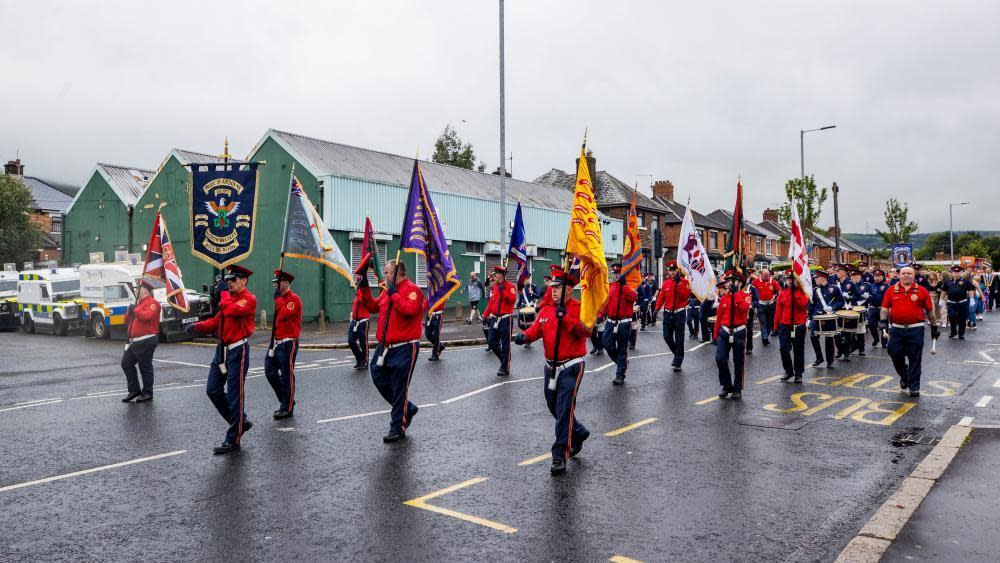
[466,271,485,324]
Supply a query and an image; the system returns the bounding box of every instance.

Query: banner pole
[270,164,295,355]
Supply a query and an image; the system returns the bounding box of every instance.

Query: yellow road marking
[604,417,658,437]
[175,341,218,348]
[756,375,782,384]
[695,396,720,405]
[610,556,643,563]
[518,453,550,466]
[404,477,517,534]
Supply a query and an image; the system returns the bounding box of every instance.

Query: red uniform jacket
[360,277,425,344]
[713,291,752,339]
[604,282,637,320]
[350,287,372,321]
[773,287,810,326]
[752,278,781,302]
[882,283,933,325]
[655,276,691,312]
[484,280,516,317]
[127,295,161,339]
[273,290,302,339]
[522,298,591,361]
[537,285,553,310]
[194,289,257,345]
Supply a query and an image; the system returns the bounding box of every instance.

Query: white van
[0,271,20,330]
[17,269,85,335]
[77,263,212,340]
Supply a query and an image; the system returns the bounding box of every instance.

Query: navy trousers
[264,339,298,412]
[778,324,806,377]
[887,326,924,391]
[687,305,700,337]
[700,299,715,341]
[662,310,686,367]
[867,307,887,346]
[745,307,756,352]
[370,343,419,434]
[206,342,250,445]
[810,322,836,365]
[425,314,443,357]
[716,327,747,391]
[544,362,589,462]
[602,320,631,378]
[947,301,969,337]
[348,319,370,367]
[122,338,157,395]
[757,303,775,344]
[487,316,512,371]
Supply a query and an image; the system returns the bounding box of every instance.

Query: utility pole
[498,0,507,255]
[832,182,842,264]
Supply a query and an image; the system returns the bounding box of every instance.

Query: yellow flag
[565,146,609,328]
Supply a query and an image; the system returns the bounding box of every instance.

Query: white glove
[862,293,870,299]
[824,306,833,313]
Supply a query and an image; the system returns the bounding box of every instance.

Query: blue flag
[399,161,461,311]
[191,162,260,268]
[507,202,530,287]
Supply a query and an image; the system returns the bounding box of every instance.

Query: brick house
[648,180,730,271]
[4,158,79,264]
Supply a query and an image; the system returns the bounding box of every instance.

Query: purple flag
[399,161,461,310]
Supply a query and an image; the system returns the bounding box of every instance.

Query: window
[756,238,763,254]
[0,280,15,292]
[637,212,644,228]
[415,253,426,288]
[698,229,705,246]
[708,231,717,250]
[765,239,772,255]
[51,280,80,296]
[104,284,131,300]
[466,241,484,254]
[350,238,389,286]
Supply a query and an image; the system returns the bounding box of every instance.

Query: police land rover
[17,269,85,335]
[77,263,212,341]
[0,271,19,330]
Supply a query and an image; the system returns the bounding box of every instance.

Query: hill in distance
[842,231,1000,250]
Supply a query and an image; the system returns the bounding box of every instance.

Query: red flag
[142,212,189,312]
[354,217,384,282]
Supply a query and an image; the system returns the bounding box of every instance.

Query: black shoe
[497,369,510,377]
[590,349,599,355]
[465,319,472,324]
[673,366,682,373]
[122,392,141,403]
[899,378,908,389]
[949,334,956,339]
[428,355,439,362]
[135,393,153,402]
[812,359,824,367]
[959,336,965,340]
[793,375,802,383]
[745,349,753,355]
[629,345,636,350]
[355,364,368,371]
[569,431,590,457]
[827,363,834,368]
[730,391,742,400]
[405,404,419,427]
[762,339,770,346]
[273,409,292,420]
[383,431,406,443]
[241,420,253,435]
[550,457,566,475]
[213,442,240,455]
[612,375,625,386]
[909,390,920,397]
[839,356,851,362]
[780,372,794,381]
[718,390,731,399]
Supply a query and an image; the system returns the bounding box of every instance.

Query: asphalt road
[1,317,999,562]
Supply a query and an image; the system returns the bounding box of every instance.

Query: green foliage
[871,248,890,260]
[432,124,477,170]
[915,232,950,260]
[961,239,990,258]
[0,175,42,265]
[777,175,827,244]
[875,198,918,245]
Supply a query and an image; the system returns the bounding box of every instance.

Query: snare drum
[707,315,717,333]
[836,309,861,333]
[851,306,868,333]
[814,314,839,336]
[517,306,536,330]
[631,304,640,329]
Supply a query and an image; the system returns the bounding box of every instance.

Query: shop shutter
[349,238,389,286]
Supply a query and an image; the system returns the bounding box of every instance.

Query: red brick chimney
[4,159,24,176]
[827,226,840,237]
[762,208,779,223]
[652,180,674,201]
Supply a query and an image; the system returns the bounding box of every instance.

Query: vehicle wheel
[53,313,68,336]
[23,314,34,334]
[92,314,109,339]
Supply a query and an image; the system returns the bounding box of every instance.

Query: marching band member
[809,270,844,368]
[879,266,935,397]
[349,274,372,370]
[424,300,446,361]
[265,270,301,419]
[603,263,637,385]
[654,261,691,372]
[849,267,871,356]
[773,275,810,382]
[752,268,781,347]
[714,271,752,400]
[867,270,891,348]
[121,281,161,403]
[484,265,516,376]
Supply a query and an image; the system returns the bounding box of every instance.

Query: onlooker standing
[970,277,985,330]
[121,281,161,403]
[466,271,485,324]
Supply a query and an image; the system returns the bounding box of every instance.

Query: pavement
[1,314,999,561]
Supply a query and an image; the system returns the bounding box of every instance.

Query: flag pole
[270,164,295,356]
[126,211,160,345]
[550,132,587,369]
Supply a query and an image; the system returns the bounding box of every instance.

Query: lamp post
[800,125,836,178]
[949,202,969,265]
[498,0,507,255]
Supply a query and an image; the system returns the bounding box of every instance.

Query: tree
[0,175,42,266]
[777,175,827,245]
[961,239,990,259]
[871,248,890,260]
[432,124,477,170]
[915,232,950,260]
[875,198,918,245]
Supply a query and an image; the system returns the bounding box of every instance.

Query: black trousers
[810,321,835,365]
[425,314,443,357]
[778,324,806,377]
[700,299,715,341]
[122,338,157,395]
[947,301,969,337]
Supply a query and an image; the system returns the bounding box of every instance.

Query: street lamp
[949,202,969,265]
[800,125,836,178]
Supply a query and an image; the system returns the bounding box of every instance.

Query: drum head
[836,310,860,319]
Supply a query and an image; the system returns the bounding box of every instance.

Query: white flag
[676,206,718,301]
[789,201,812,298]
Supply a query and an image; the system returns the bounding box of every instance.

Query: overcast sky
[2,0,997,233]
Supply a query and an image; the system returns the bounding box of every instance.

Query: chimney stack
[575,149,597,179]
[827,225,840,237]
[491,166,511,178]
[762,208,779,223]
[4,159,24,176]
[652,180,675,201]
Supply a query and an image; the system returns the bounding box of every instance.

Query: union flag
[142,211,189,312]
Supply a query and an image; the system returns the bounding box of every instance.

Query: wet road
[1,318,999,562]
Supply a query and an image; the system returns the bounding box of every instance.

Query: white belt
[226,338,248,350]
[127,333,157,345]
[759,299,775,305]
[719,325,746,333]
[665,307,686,313]
[492,313,512,328]
[607,317,631,324]
[385,339,420,350]
[272,337,296,346]
[547,356,584,373]
[947,299,968,304]
[429,311,443,317]
[891,322,925,329]
[351,317,369,323]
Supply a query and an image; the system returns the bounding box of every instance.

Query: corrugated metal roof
[18,176,77,212]
[172,148,228,165]
[97,163,154,206]
[534,168,670,213]
[265,129,572,212]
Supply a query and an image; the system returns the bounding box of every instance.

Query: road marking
[0,399,63,413]
[975,396,993,408]
[153,359,210,368]
[959,416,974,426]
[0,450,187,493]
[604,417,657,437]
[11,398,62,406]
[440,377,542,404]
[589,351,673,373]
[518,453,550,466]
[695,396,721,405]
[756,375,783,384]
[980,351,998,364]
[610,556,644,563]
[87,389,128,395]
[993,378,1000,388]
[687,341,711,352]
[175,341,217,348]
[315,404,437,424]
[403,477,517,534]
